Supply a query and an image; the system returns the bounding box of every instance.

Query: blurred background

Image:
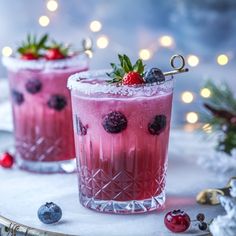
[0,0,236,127]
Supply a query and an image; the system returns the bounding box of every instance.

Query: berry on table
[102,111,127,134]
[144,68,165,84]
[148,114,166,135]
[196,213,205,222]
[47,95,67,111]
[0,152,14,168]
[38,202,62,224]
[25,79,42,94]
[12,90,24,105]
[198,221,208,231]
[164,209,191,233]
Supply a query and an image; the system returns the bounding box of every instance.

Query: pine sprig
[203,80,236,155]
[107,54,145,83]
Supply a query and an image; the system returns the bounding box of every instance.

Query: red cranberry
[0,152,14,168]
[164,209,191,233]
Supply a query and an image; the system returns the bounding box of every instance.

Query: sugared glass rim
[2,53,89,71]
[67,69,174,97]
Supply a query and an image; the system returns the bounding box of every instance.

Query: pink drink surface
[8,66,87,162]
[72,84,173,201]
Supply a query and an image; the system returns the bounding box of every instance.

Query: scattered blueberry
[196,213,205,222]
[102,111,127,133]
[198,222,208,231]
[12,90,24,105]
[37,202,62,224]
[75,115,88,136]
[148,114,166,135]
[144,68,165,84]
[25,78,42,94]
[47,95,67,111]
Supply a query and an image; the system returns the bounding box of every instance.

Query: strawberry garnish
[123,71,144,85]
[107,54,145,85]
[17,34,48,60]
[45,41,70,60]
[45,48,65,60]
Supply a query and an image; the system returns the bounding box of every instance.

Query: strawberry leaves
[17,34,48,58]
[107,54,146,83]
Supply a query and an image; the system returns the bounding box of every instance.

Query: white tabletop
[0,130,225,236]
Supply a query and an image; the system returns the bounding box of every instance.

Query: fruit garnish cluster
[107,54,166,86]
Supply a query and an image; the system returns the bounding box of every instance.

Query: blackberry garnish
[75,115,88,136]
[148,114,166,135]
[102,111,127,134]
[25,79,42,94]
[12,90,24,105]
[47,95,67,111]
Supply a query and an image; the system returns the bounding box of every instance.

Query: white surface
[0,131,225,236]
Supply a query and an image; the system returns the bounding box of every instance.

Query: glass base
[17,158,76,173]
[79,192,165,214]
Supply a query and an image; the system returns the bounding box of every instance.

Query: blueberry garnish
[38,202,62,224]
[25,78,42,94]
[102,111,127,133]
[12,90,24,105]
[144,68,165,84]
[47,95,67,111]
[148,114,166,135]
[75,115,88,136]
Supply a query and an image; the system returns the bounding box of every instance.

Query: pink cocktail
[2,54,89,173]
[68,70,174,213]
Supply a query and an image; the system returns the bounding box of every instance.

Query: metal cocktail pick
[196,176,236,205]
[163,54,189,77]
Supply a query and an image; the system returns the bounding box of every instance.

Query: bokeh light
[217,54,228,65]
[186,112,199,124]
[181,91,194,103]
[159,35,173,47]
[187,55,199,67]
[202,123,212,133]
[46,0,58,12]
[200,88,211,98]
[139,49,151,60]
[90,20,102,32]
[96,36,109,49]
[2,46,13,57]
[38,16,50,27]
[85,50,93,58]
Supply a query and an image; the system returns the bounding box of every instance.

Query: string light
[187,55,199,67]
[85,50,93,58]
[38,16,50,27]
[186,112,199,124]
[139,49,151,61]
[2,46,13,57]
[96,36,109,49]
[159,35,173,47]
[181,91,194,103]
[200,88,211,98]
[217,54,228,65]
[202,123,212,133]
[90,20,102,32]
[46,0,58,12]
